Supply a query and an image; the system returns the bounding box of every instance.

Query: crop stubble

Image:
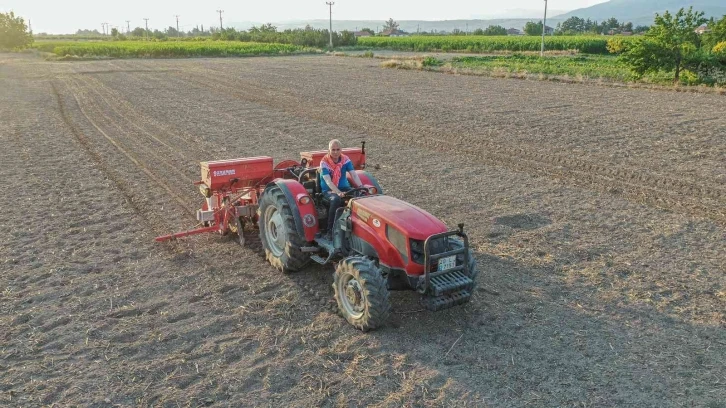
[0,54,724,407]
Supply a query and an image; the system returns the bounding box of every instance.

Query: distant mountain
[557,0,726,26]
[230,19,559,34]
[472,9,570,19]
[228,1,726,35]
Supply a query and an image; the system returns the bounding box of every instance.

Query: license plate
[437,255,456,271]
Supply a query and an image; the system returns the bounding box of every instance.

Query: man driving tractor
[320,139,364,240]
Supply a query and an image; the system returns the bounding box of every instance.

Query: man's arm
[350,169,363,188]
[322,174,343,195]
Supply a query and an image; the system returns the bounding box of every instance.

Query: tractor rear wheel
[333,257,391,331]
[257,186,308,272]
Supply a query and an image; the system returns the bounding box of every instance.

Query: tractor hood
[352,195,448,240]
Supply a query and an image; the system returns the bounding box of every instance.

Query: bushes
[359,35,637,55]
[214,26,356,48]
[51,41,308,58]
[0,12,33,50]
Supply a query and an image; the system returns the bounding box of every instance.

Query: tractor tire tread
[333,256,391,331]
[258,186,309,273]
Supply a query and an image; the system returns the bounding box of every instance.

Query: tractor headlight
[410,237,448,265]
[386,225,408,264]
[298,195,311,205]
[367,186,378,195]
[410,239,424,264]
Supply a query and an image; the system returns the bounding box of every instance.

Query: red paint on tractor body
[351,196,448,276]
[273,178,318,242]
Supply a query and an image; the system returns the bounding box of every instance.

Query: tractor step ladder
[310,237,337,265]
[428,270,474,297]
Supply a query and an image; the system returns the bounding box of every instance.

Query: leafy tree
[621,7,707,82]
[151,29,167,40]
[165,26,180,37]
[0,11,33,50]
[131,27,146,37]
[703,15,726,49]
[382,18,399,31]
[76,28,102,36]
[633,25,650,34]
[484,25,507,36]
[111,27,119,37]
[472,28,484,36]
[524,21,543,36]
[360,27,375,36]
[560,16,587,34]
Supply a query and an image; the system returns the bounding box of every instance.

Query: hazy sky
[3,0,609,34]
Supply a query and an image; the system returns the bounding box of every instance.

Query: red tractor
[157,143,478,331]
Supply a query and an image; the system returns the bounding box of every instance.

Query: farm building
[695,24,710,34]
[380,29,409,37]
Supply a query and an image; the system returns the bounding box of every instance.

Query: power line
[541,0,548,57]
[326,2,335,48]
[216,10,224,31]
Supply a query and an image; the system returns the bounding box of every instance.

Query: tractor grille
[410,236,448,265]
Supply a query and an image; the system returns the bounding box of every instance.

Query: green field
[449,55,640,81]
[359,35,637,55]
[34,40,311,58]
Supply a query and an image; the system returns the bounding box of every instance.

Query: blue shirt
[320,159,355,193]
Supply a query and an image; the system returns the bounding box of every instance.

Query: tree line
[613,7,726,84]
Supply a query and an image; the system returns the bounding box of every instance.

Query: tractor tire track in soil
[72,67,221,161]
[67,76,197,191]
[183,69,726,225]
[51,80,163,232]
[59,77,194,222]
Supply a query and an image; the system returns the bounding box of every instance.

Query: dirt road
[1,53,724,407]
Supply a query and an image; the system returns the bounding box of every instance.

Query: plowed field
[1,53,725,407]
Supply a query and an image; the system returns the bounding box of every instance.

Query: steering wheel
[343,187,370,198]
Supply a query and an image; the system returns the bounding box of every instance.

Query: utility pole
[175,15,180,36]
[126,20,131,34]
[217,10,224,31]
[326,2,334,48]
[143,18,149,39]
[540,0,548,57]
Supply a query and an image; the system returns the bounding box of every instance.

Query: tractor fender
[349,170,383,194]
[267,179,319,242]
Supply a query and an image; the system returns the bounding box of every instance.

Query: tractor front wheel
[333,257,391,331]
[257,186,308,272]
